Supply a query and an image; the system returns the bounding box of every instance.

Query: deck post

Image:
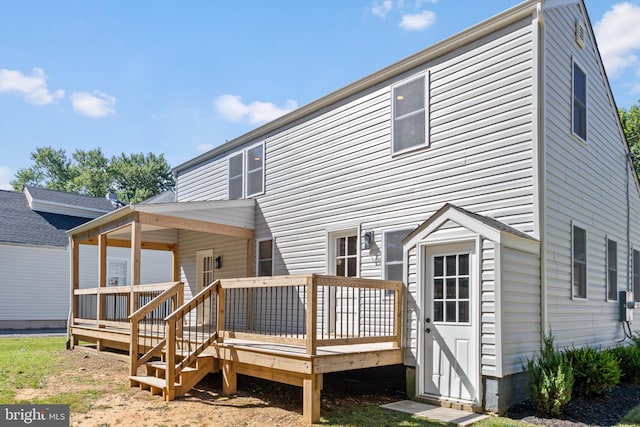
[303,373,322,424]
[130,219,141,315]
[393,283,403,349]
[69,237,80,349]
[305,275,317,356]
[129,319,138,377]
[222,359,237,395]
[171,244,180,282]
[217,285,225,344]
[96,234,108,350]
[165,316,176,401]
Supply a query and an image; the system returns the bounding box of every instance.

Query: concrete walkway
[381,400,488,426]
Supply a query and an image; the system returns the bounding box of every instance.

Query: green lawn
[1,336,639,426]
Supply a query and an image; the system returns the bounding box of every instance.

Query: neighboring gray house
[170,0,640,412]
[0,186,172,329]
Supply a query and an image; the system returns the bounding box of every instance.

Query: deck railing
[219,275,403,354]
[73,282,180,329]
[128,282,184,377]
[164,280,220,400]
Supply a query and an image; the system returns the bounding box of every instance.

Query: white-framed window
[633,248,640,303]
[383,229,412,282]
[108,259,128,286]
[572,223,587,299]
[329,230,358,277]
[227,142,265,199]
[392,73,428,154]
[572,59,587,141]
[228,153,244,200]
[257,238,273,276]
[606,238,618,302]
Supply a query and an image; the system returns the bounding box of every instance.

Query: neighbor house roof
[24,185,115,217]
[0,188,116,247]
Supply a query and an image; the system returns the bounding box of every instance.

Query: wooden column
[96,234,107,350]
[69,237,80,348]
[130,220,141,314]
[222,359,237,395]
[305,275,317,356]
[303,374,323,424]
[171,244,180,282]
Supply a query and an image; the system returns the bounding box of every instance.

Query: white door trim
[416,237,482,405]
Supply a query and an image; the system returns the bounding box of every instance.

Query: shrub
[563,346,620,396]
[609,345,640,384]
[631,331,640,348]
[524,333,574,416]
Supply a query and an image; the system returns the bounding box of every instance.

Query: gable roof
[0,188,115,247]
[404,203,539,254]
[174,0,541,173]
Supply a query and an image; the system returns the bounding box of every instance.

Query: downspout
[66,235,73,350]
[626,153,632,292]
[534,2,548,335]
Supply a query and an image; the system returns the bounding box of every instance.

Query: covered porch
[66,201,404,423]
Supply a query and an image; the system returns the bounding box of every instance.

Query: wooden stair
[129,353,218,401]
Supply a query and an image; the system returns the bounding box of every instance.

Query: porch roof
[66,199,255,243]
[403,203,539,254]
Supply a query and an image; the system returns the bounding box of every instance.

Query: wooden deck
[69,275,404,423]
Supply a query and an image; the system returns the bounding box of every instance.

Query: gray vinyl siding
[178,230,248,300]
[176,16,536,283]
[542,3,639,347]
[405,245,419,366]
[501,246,540,375]
[480,239,497,376]
[0,244,69,321]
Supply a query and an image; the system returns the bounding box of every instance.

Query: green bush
[631,331,640,348]
[563,346,620,396]
[609,345,640,384]
[525,333,574,416]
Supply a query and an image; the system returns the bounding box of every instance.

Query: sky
[2,0,640,191]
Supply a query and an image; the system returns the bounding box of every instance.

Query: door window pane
[432,252,471,324]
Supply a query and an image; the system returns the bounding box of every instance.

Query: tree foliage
[620,102,640,177]
[11,146,174,204]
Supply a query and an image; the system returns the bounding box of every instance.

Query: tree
[11,146,175,204]
[620,102,640,178]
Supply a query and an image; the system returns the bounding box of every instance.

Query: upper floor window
[257,239,273,276]
[573,61,587,141]
[228,142,264,199]
[572,224,587,299]
[606,238,617,302]
[392,74,427,154]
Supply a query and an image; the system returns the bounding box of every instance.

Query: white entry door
[423,243,478,403]
[196,249,215,324]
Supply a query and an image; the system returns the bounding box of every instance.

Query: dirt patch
[25,347,406,427]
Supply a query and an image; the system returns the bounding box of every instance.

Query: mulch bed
[507,383,640,427]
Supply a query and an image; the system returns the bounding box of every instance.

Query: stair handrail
[163,280,220,401]
[128,281,184,377]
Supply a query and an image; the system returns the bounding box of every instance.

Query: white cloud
[0,67,64,105]
[372,0,393,18]
[71,90,116,118]
[0,166,14,191]
[594,2,640,77]
[214,94,298,125]
[196,143,214,152]
[400,10,436,31]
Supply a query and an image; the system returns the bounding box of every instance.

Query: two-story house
[67,0,640,417]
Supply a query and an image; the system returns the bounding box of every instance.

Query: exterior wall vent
[575,19,586,49]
